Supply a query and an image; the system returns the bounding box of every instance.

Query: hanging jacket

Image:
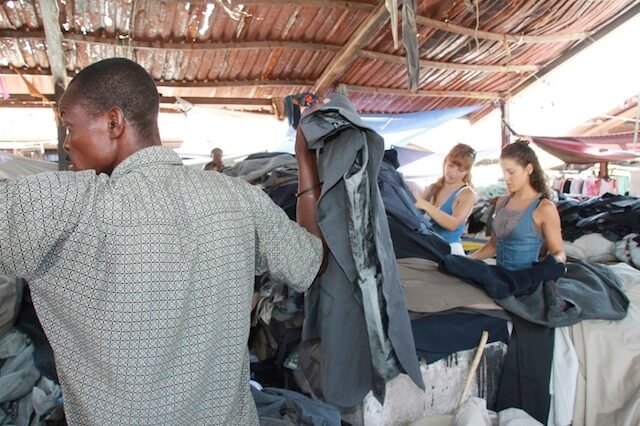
[298,94,424,408]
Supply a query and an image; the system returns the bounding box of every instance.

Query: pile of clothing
[558,194,640,269]
[0,276,64,425]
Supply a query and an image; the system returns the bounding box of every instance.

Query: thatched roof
[0,0,638,119]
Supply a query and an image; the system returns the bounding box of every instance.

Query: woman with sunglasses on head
[413,143,478,255]
[470,140,565,269]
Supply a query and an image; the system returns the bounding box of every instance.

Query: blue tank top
[495,197,544,270]
[431,186,466,244]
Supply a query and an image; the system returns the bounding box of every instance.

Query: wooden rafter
[0,68,313,89]
[0,94,274,107]
[313,1,390,93]
[160,0,376,11]
[415,15,590,44]
[343,84,500,100]
[359,50,540,73]
[155,79,314,88]
[37,0,68,170]
[580,105,640,136]
[0,30,341,52]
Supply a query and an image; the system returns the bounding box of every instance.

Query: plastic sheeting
[0,153,57,179]
[275,105,480,154]
[529,132,640,164]
[361,106,480,147]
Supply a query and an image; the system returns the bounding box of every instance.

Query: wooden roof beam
[158,0,376,11]
[0,30,341,53]
[37,0,68,170]
[36,2,66,89]
[0,94,274,107]
[359,50,539,73]
[581,106,640,136]
[155,79,314,88]
[343,84,501,100]
[0,68,313,89]
[415,15,590,44]
[314,1,390,94]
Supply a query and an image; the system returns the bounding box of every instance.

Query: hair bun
[514,139,530,146]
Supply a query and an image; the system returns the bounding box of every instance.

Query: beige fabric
[571,262,640,426]
[398,257,501,313]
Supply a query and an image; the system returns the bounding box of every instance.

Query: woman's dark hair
[427,143,476,202]
[500,140,548,195]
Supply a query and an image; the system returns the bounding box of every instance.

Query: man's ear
[107,107,126,137]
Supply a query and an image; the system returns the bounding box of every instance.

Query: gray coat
[299,95,424,408]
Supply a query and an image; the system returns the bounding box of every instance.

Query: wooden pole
[38,0,68,170]
[599,161,609,178]
[343,84,500,100]
[457,331,489,408]
[500,98,510,148]
[633,93,639,153]
[54,84,68,170]
[415,15,590,44]
[314,2,390,93]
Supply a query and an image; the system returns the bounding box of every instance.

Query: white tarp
[0,152,57,179]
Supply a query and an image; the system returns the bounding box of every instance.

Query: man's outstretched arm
[294,127,328,275]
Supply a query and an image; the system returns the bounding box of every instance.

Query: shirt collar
[110,146,183,179]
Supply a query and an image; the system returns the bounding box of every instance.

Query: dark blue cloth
[378,155,432,235]
[439,254,565,299]
[265,182,297,221]
[495,316,554,424]
[410,312,509,364]
[387,215,449,262]
[439,256,628,327]
[557,194,640,242]
[252,386,341,426]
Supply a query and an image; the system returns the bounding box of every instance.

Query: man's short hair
[68,58,160,140]
[211,148,223,156]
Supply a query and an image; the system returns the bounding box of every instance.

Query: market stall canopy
[529,132,640,164]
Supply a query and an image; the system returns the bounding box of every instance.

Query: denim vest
[496,197,544,270]
[432,186,466,244]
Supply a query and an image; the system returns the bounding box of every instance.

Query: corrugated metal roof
[0,0,637,115]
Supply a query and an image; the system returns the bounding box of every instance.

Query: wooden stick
[359,50,540,74]
[343,84,501,100]
[458,330,489,408]
[415,15,590,44]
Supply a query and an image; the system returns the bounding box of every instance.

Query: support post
[500,98,510,148]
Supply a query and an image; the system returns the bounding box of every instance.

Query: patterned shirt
[0,146,322,425]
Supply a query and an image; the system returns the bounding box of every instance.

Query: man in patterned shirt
[0,58,323,425]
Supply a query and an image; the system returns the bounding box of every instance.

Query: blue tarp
[390,145,433,166]
[276,105,480,153]
[361,105,480,146]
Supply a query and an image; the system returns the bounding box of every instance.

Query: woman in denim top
[470,141,565,270]
[413,143,477,255]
